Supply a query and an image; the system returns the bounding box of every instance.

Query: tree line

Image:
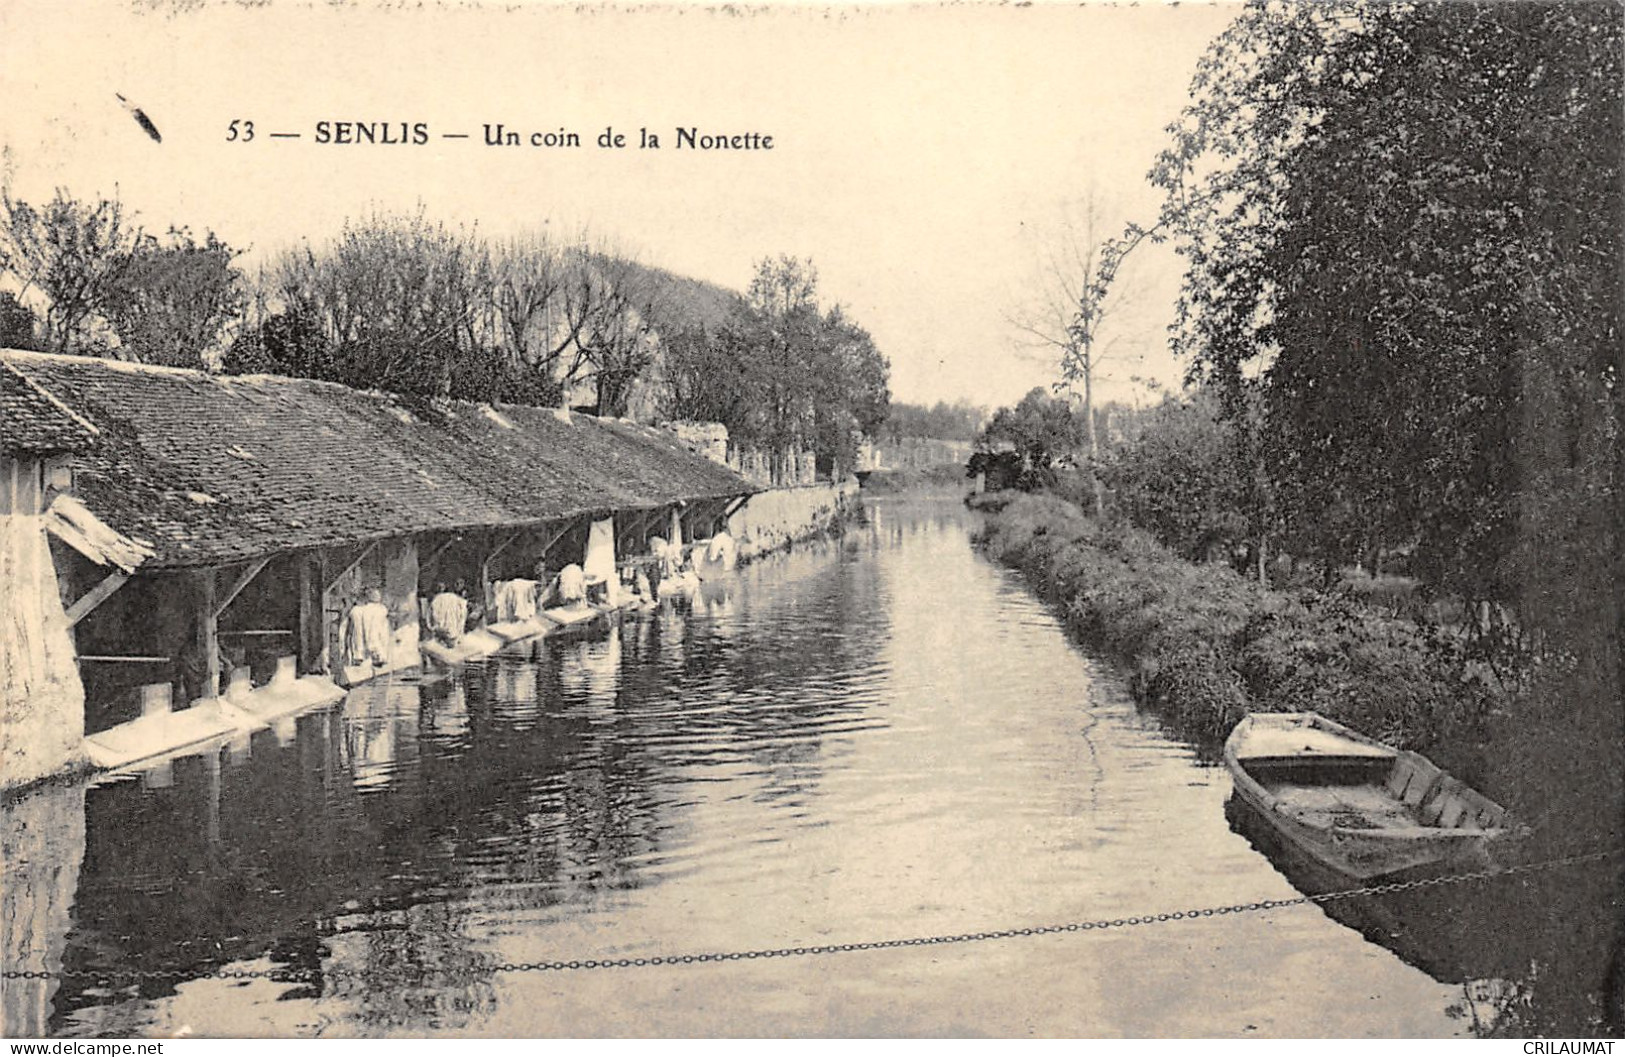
[0,198,891,475]
[660,256,890,478]
[878,400,984,445]
[992,0,1619,650]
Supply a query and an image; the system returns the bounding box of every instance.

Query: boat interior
[1244,753,1509,833]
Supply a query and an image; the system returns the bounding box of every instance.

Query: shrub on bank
[977,492,1493,769]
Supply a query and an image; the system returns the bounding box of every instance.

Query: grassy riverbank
[975,492,1496,776]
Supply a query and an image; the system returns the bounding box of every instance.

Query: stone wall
[664,421,730,465]
[726,480,860,562]
[1,515,87,790]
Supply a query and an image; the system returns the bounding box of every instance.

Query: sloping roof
[1,349,753,568]
[0,359,99,454]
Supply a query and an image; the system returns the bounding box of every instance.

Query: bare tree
[577,250,663,416]
[748,254,818,317]
[102,227,246,368]
[1007,189,1151,516]
[490,229,568,371]
[536,239,661,412]
[264,209,491,397]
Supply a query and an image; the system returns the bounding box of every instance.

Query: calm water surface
[15,501,1495,1037]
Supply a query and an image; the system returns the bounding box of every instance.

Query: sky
[0,0,1240,410]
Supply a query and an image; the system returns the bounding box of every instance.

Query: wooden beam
[65,571,129,627]
[622,507,662,550]
[212,557,271,619]
[487,530,522,564]
[323,540,380,594]
[529,522,573,568]
[419,535,460,574]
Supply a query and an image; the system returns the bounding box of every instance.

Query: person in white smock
[343,587,392,668]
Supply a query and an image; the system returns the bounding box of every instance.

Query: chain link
[4,846,1616,984]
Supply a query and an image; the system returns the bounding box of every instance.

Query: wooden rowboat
[1224,712,1515,881]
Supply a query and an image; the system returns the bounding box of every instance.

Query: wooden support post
[196,569,220,701]
[65,570,129,627]
[481,531,520,622]
[212,557,271,619]
[299,553,324,674]
[622,507,661,555]
[701,498,728,537]
[678,504,695,550]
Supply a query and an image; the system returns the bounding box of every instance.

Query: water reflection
[6,500,1598,1036]
[1,782,85,1039]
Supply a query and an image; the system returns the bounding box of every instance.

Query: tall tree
[662,255,891,481]
[1150,0,1620,608]
[1150,7,1622,1030]
[1009,191,1151,515]
[256,210,492,399]
[0,189,140,354]
[573,250,662,416]
[102,227,245,368]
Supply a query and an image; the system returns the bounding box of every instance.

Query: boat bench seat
[1385,752,1443,807]
[1419,776,1506,830]
[1385,752,1508,831]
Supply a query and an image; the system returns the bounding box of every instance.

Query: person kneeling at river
[555,563,587,606]
[427,581,470,645]
[343,587,393,669]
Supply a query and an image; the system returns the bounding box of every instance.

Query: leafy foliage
[0,291,39,350]
[662,256,891,478]
[1145,0,1620,616]
[0,189,140,354]
[880,400,984,443]
[0,190,246,367]
[101,227,244,368]
[1098,391,1249,562]
[976,387,1085,490]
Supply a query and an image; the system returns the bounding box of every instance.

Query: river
[8,499,1529,1037]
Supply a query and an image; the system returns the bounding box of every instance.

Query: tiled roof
[0,357,99,454]
[1,350,754,568]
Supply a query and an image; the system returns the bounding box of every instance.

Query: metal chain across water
[3,846,1617,985]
